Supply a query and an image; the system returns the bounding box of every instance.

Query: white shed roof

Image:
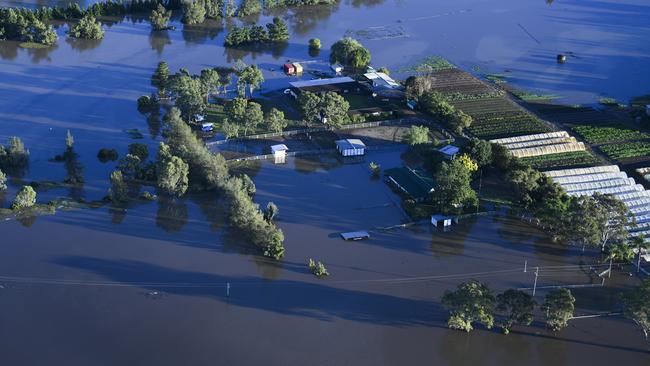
[271,144,289,153]
[289,77,355,89]
[336,139,366,150]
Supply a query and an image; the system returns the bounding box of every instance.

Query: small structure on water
[283,63,296,74]
[201,122,214,132]
[557,54,567,63]
[438,145,460,160]
[384,167,435,202]
[336,139,366,157]
[431,214,458,228]
[340,231,370,241]
[271,144,289,164]
[331,64,344,74]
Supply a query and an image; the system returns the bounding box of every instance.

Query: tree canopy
[442,280,495,332]
[541,288,575,331]
[329,37,371,69]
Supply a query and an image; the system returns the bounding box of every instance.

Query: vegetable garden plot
[599,142,650,160]
[430,69,498,96]
[467,112,553,140]
[572,125,650,145]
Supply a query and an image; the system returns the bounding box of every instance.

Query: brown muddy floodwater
[0,0,650,365]
[0,150,649,365]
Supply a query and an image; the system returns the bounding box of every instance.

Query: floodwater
[1,0,650,364]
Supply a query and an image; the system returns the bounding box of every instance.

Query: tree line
[224,17,289,47]
[444,277,650,346]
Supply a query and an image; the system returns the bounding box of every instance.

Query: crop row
[519,151,600,170]
[572,125,650,144]
[468,113,552,139]
[599,142,650,160]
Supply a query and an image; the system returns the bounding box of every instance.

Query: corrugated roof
[290,77,355,89]
[385,167,435,201]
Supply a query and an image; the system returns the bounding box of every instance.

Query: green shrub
[12,186,37,210]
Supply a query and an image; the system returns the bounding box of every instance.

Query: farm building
[283,63,295,74]
[384,167,435,202]
[363,72,400,90]
[293,63,303,74]
[438,145,460,160]
[335,139,366,156]
[289,77,360,94]
[271,144,289,158]
[201,122,214,132]
[431,214,458,228]
[271,144,289,164]
[490,131,586,158]
[544,165,650,243]
[331,64,343,74]
[340,231,370,241]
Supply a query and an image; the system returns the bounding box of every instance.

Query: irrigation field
[430,68,499,97]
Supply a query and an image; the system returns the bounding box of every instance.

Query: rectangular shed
[336,139,366,157]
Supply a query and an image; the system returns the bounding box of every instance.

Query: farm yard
[428,68,501,99]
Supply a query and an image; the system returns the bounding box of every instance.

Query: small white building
[431,214,458,228]
[438,145,460,160]
[271,144,289,158]
[201,122,214,132]
[331,64,343,74]
[335,139,366,157]
[194,114,206,122]
[271,144,289,164]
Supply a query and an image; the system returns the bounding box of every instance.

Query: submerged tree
[434,159,478,214]
[68,15,104,40]
[151,61,170,95]
[0,169,6,191]
[11,186,37,210]
[157,155,189,197]
[149,4,172,31]
[621,279,650,341]
[441,280,495,332]
[182,0,207,24]
[495,289,536,334]
[541,288,575,331]
[108,170,129,202]
[264,201,278,222]
[329,37,371,69]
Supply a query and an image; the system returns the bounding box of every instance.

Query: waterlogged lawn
[572,125,650,144]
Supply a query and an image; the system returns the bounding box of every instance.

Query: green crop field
[519,151,600,170]
[599,142,650,160]
[572,125,650,144]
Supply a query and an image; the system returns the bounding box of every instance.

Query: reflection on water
[287,3,340,36]
[223,41,289,62]
[156,196,188,233]
[181,21,222,44]
[149,30,171,56]
[65,37,103,52]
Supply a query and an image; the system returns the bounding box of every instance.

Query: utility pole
[524,260,528,273]
[532,266,539,297]
[476,168,483,215]
[226,282,231,297]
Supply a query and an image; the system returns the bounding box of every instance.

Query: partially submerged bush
[68,15,104,40]
[11,186,37,210]
[308,258,329,277]
[97,148,118,163]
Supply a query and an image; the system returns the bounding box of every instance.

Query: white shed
[271,144,289,158]
[331,64,343,74]
[335,139,366,157]
[201,123,214,132]
[438,145,459,160]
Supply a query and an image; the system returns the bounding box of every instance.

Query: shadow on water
[182,21,223,44]
[223,41,290,62]
[50,256,440,326]
[65,37,103,52]
[149,30,171,56]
